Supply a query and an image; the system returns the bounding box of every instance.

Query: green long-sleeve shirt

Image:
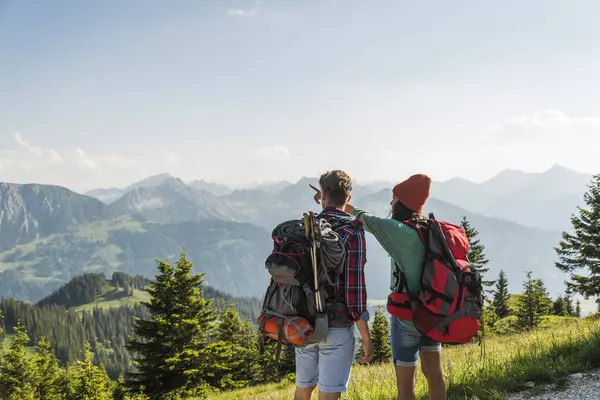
[350,207,425,293]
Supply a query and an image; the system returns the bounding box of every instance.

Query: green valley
[0,214,272,302]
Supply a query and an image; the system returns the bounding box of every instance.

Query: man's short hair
[319,170,353,206]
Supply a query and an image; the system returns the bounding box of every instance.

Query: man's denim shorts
[390,316,441,367]
[294,326,355,393]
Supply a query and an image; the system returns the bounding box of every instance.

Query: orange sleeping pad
[258,314,314,346]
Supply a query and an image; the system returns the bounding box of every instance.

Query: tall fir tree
[370,307,391,364]
[552,296,568,316]
[555,174,600,301]
[126,253,221,399]
[576,300,582,318]
[492,270,511,320]
[516,272,552,330]
[460,217,493,289]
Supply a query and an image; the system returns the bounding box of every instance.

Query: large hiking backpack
[258,212,350,358]
[387,213,484,344]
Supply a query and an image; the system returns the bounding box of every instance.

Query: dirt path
[504,370,600,400]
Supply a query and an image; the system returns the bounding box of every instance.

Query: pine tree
[257,338,279,383]
[126,253,220,399]
[555,174,600,300]
[278,342,296,378]
[492,270,511,320]
[255,336,295,385]
[534,278,552,315]
[461,217,493,289]
[516,272,552,330]
[64,343,113,400]
[576,300,582,318]
[552,296,568,316]
[481,304,497,333]
[113,376,150,400]
[354,338,363,364]
[31,337,63,400]
[0,321,37,400]
[370,307,391,364]
[564,289,575,316]
[211,306,260,390]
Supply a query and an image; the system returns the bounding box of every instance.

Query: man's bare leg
[318,390,341,400]
[294,385,317,400]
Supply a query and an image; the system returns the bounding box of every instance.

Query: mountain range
[0,165,596,309]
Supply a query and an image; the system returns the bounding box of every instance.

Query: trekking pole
[308,211,322,312]
[304,212,320,311]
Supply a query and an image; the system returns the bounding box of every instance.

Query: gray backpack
[258,212,350,360]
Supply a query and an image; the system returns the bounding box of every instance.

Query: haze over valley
[0,164,594,312]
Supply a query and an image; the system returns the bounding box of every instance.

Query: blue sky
[2,0,600,191]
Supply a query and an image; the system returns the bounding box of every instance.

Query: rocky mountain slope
[109,177,245,223]
[84,173,174,203]
[0,182,112,251]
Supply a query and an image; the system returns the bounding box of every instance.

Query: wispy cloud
[227,8,257,17]
[253,145,290,160]
[75,149,99,170]
[493,110,600,138]
[14,132,62,163]
[1,133,143,190]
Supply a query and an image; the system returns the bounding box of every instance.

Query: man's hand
[309,184,322,205]
[360,337,374,364]
[355,320,373,364]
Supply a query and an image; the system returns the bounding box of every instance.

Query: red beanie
[392,174,432,213]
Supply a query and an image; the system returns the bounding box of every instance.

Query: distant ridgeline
[0,271,262,379]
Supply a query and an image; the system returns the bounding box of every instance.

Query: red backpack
[387,213,484,344]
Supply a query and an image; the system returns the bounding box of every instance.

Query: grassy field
[212,315,600,400]
[74,286,150,312]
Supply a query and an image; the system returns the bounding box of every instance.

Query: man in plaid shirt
[294,170,373,400]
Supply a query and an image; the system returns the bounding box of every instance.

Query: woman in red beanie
[311,174,446,400]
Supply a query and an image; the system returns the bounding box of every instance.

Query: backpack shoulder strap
[393,260,410,293]
[392,215,432,293]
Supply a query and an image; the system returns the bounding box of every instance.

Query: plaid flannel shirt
[319,207,369,323]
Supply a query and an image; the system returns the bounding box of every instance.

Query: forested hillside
[0,271,262,380]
